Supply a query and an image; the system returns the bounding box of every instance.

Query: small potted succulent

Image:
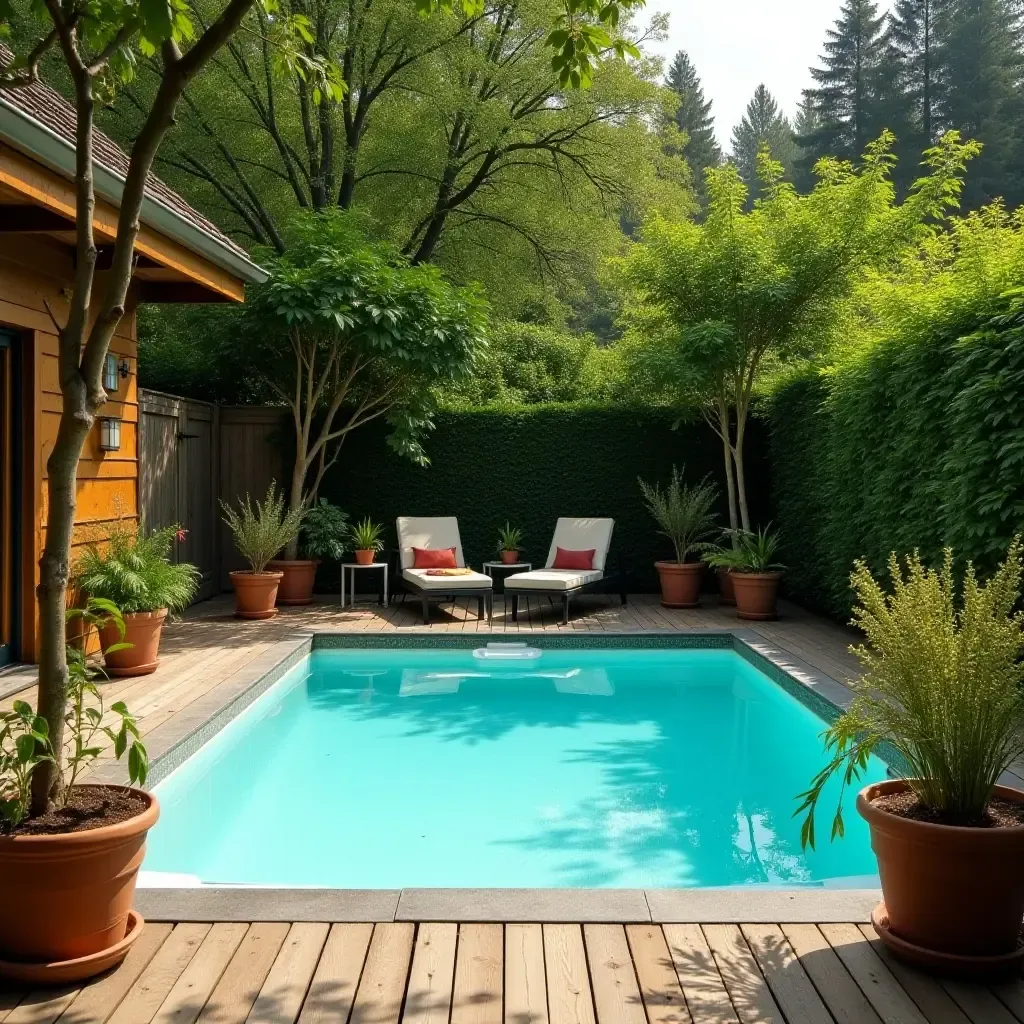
[74,522,200,675]
[0,599,153,983]
[497,522,524,565]
[728,525,785,620]
[221,483,304,619]
[797,541,1024,976]
[638,467,718,608]
[270,499,349,605]
[349,517,385,565]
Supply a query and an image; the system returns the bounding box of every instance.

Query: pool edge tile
[645,887,882,923]
[395,888,651,922]
[134,887,400,922]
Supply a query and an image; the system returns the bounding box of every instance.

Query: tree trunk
[284,456,307,560]
[717,400,739,539]
[733,411,751,534]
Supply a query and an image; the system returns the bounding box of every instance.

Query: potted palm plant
[270,500,349,605]
[221,483,305,619]
[349,518,385,565]
[497,523,524,565]
[796,541,1024,977]
[638,467,718,608]
[728,525,785,620]
[0,599,152,983]
[74,523,200,675]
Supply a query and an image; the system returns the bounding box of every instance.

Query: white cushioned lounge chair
[396,516,493,624]
[503,517,627,624]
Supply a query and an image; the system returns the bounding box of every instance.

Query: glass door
[0,329,19,666]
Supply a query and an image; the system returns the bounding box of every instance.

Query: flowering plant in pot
[638,467,718,608]
[0,598,153,983]
[221,483,304,619]
[74,522,200,675]
[349,518,385,565]
[726,525,785,620]
[496,523,524,565]
[270,500,349,606]
[796,541,1024,976]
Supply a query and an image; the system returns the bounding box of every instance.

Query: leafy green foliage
[0,701,53,827]
[349,517,385,553]
[299,500,350,562]
[795,541,1024,849]
[221,482,305,574]
[727,525,785,574]
[496,522,524,555]
[637,466,718,564]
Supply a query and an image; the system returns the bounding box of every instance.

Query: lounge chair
[503,517,627,624]
[396,516,493,624]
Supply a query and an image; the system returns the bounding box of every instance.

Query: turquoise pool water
[145,647,886,888]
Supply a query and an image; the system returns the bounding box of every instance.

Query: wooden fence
[138,390,285,600]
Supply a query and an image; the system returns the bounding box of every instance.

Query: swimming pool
[144,643,887,888]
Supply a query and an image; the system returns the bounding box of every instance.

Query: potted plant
[0,599,153,983]
[728,525,785,620]
[269,499,349,606]
[349,518,385,565]
[497,523,524,565]
[706,532,747,605]
[74,523,200,676]
[796,541,1024,976]
[638,467,718,608]
[221,483,304,619]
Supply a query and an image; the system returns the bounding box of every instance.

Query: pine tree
[872,13,922,192]
[664,51,722,197]
[889,0,942,147]
[730,84,797,205]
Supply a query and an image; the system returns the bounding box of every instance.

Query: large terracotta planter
[98,609,168,676]
[501,550,520,565]
[731,571,782,620]
[655,561,705,608]
[858,779,1024,964]
[716,567,735,606]
[230,570,283,619]
[0,787,158,981]
[268,559,320,605]
[354,549,376,566]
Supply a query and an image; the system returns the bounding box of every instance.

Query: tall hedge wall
[769,288,1024,620]
[318,405,773,592]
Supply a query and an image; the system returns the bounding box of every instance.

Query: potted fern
[349,518,385,565]
[638,467,718,608]
[269,499,349,605]
[796,541,1024,975]
[74,523,200,675]
[221,483,305,619]
[725,525,785,620]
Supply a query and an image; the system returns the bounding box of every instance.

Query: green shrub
[221,483,304,574]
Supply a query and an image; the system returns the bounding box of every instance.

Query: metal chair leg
[511,594,519,622]
[421,595,430,624]
[562,593,570,625]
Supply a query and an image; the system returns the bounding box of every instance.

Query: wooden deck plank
[779,923,881,1024]
[349,924,416,1024]
[990,975,1024,1023]
[247,923,330,1024]
[451,924,503,1024]
[740,924,832,1024]
[820,923,928,1024]
[5,988,80,1024]
[583,925,646,1024]
[544,925,597,1024]
[624,924,691,1024]
[195,922,289,1024]
[701,925,783,1024]
[296,923,374,1024]
[505,925,547,1024]
[662,923,739,1024]
[403,923,457,1024]
[941,982,1018,1024]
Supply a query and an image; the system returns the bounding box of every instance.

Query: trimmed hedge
[318,405,773,593]
[769,288,1024,619]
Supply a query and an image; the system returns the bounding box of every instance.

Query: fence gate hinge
[176,432,200,441]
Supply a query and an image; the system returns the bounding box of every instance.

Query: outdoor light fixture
[119,357,131,379]
[98,417,121,452]
[103,353,119,392]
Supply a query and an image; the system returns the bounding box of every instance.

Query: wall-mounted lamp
[103,353,132,391]
[98,416,121,452]
[119,357,131,379]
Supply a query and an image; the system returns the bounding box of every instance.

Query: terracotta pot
[0,787,158,979]
[731,571,782,620]
[654,561,705,608]
[859,779,1024,959]
[716,567,736,606]
[230,570,283,619]
[501,550,520,565]
[98,609,168,677]
[354,549,376,566]
[268,559,320,605]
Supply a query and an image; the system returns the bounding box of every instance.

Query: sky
[643,0,895,151]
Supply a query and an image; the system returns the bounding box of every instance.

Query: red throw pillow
[552,547,596,570]
[413,546,458,569]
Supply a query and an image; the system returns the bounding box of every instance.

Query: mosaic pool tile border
[311,631,734,651]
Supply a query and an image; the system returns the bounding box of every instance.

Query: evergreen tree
[665,50,722,196]
[889,0,942,147]
[792,90,820,192]
[873,13,922,193]
[730,84,797,205]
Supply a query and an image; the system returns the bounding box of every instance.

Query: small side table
[482,561,532,595]
[341,562,388,608]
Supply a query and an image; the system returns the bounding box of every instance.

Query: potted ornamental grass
[706,534,747,605]
[796,541,1024,976]
[221,483,304,619]
[638,467,718,608]
[0,599,152,983]
[74,522,200,675]
[270,499,349,605]
[497,522,524,565]
[349,518,385,565]
[726,525,785,620]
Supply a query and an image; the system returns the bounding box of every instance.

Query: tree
[888,0,942,150]
[664,50,720,198]
[792,90,820,192]
[619,132,979,536]
[730,84,796,204]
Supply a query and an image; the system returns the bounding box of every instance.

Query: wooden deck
[9,918,1024,1024]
